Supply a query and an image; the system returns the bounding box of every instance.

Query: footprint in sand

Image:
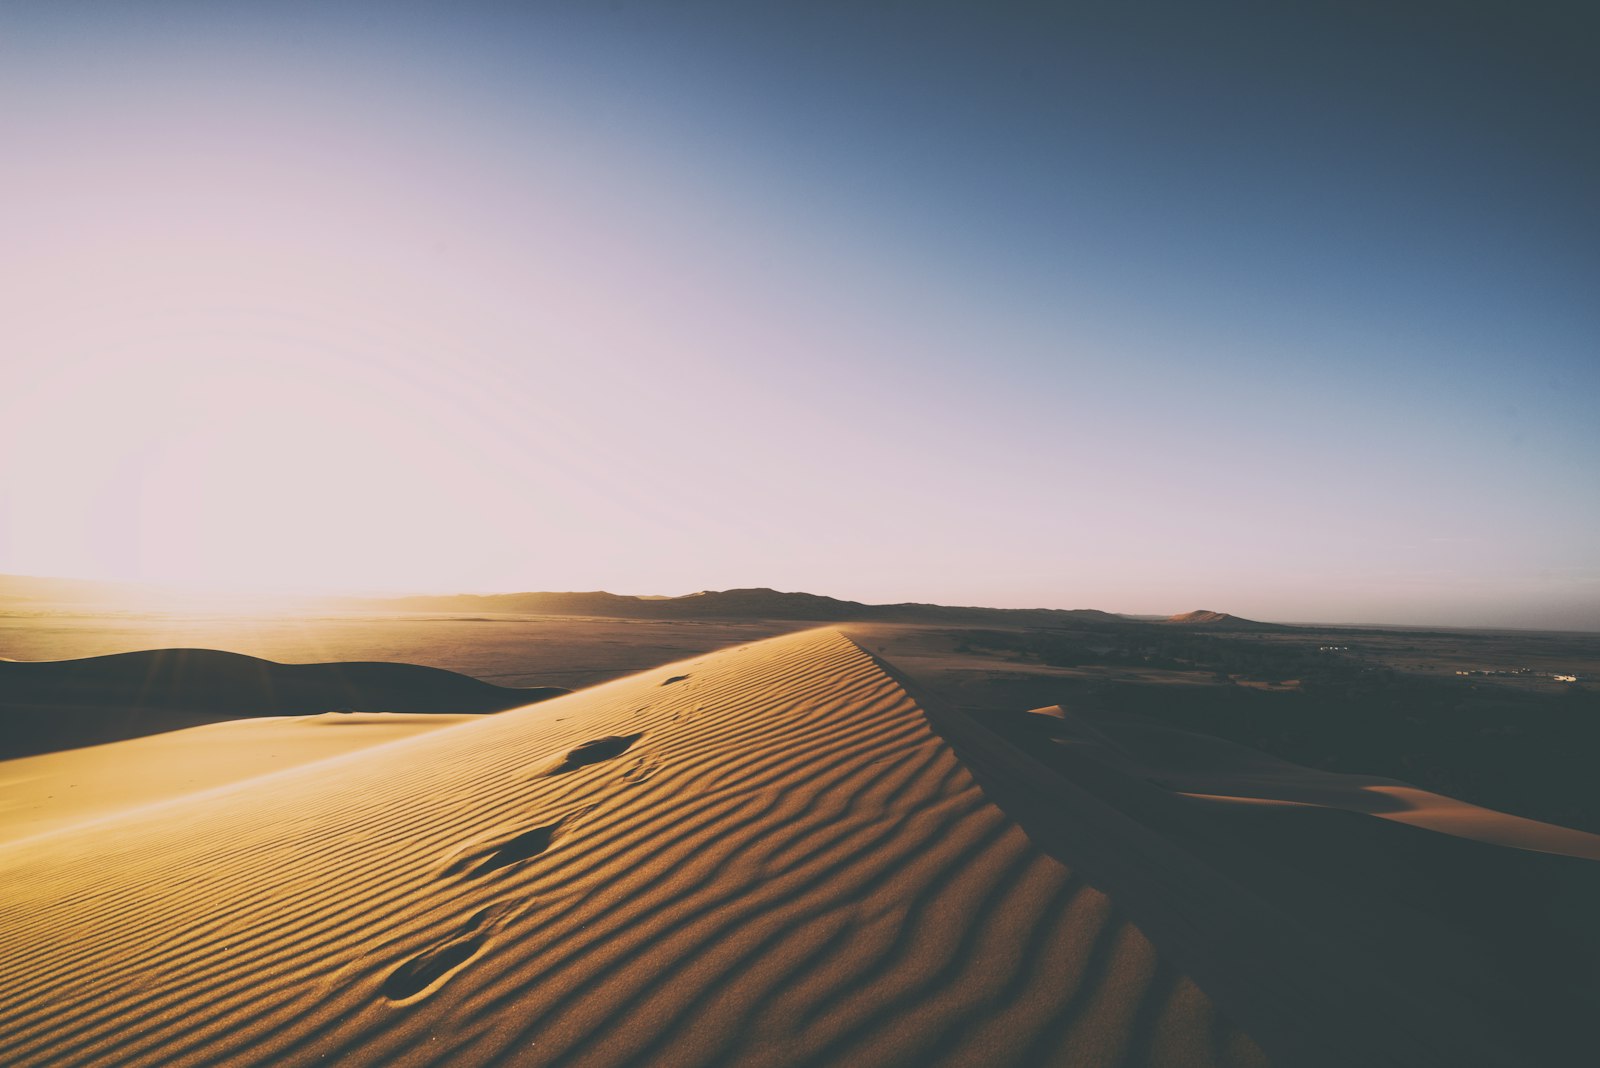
[382,905,504,1002]
[447,808,590,879]
[545,733,643,774]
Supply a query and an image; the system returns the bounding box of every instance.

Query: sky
[1,1,1596,629]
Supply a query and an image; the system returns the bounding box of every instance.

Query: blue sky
[2,2,1596,627]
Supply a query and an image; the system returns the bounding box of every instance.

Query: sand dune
[0,628,1265,1068]
[1162,611,1276,629]
[0,712,480,845]
[4,627,1590,1066]
[0,648,566,758]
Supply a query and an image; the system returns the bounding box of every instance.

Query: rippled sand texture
[0,628,1262,1067]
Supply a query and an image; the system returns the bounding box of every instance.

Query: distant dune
[0,649,566,758]
[1162,610,1281,629]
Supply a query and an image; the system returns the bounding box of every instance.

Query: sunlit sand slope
[0,628,1262,1068]
[0,713,480,844]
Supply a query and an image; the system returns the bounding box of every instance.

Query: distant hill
[0,649,567,759]
[0,572,1162,630]
[0,574,1116,625]
[1163,610,1284,630]
[377,586,1130,627]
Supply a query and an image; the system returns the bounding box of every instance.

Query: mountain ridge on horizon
[371,585,1138,626]
[0,572,1300,630]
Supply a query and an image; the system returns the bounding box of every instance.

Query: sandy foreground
[1,628,1593,1066]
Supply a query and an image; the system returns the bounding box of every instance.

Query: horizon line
[1,569,1596,636]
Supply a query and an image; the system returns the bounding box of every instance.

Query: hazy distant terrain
[368,586,1132,627]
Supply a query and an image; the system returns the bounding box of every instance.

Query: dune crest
[0,628,1263,1067]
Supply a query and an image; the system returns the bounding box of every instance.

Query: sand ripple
[0,628,1262,1067]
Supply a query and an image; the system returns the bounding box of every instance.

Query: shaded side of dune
[0,649,567,758]
[879,654,1600,1067]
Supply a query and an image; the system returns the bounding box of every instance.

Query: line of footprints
[381,673,692,1003]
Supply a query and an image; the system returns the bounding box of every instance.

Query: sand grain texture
[0,629,1263,1068]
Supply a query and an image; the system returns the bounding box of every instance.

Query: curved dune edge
[0,628,1264,1068]
[1177,784,1600,860]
